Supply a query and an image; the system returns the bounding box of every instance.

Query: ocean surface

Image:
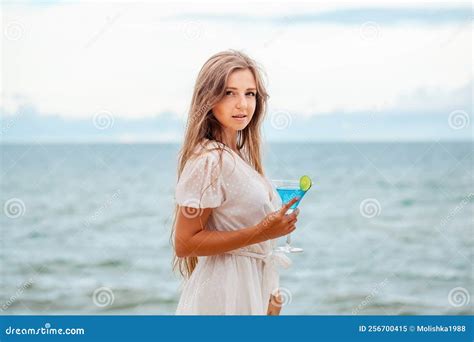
[1,141,472,315]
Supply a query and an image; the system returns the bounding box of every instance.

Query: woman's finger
[279,197,299,215]
[288,209,299,220]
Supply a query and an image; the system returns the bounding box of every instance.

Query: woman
[172,50,300,315]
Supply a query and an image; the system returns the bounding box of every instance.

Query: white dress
[174,139,291,315]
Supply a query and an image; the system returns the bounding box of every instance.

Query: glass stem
[285,208,294,246]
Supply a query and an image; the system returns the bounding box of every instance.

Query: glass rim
[271,179,301,187]
[271,179,300,183]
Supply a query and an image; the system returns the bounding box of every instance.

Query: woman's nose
[236,95,248,109]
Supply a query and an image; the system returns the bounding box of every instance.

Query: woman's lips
[232,115,247,122]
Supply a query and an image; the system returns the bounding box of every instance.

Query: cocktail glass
[272,179,308,253]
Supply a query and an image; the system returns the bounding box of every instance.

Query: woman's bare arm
[174,198,299,257]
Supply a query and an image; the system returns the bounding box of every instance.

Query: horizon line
[1,139,471,145]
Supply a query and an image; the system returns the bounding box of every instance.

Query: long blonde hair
[171,50,269,278]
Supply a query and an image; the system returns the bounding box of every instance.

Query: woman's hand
[267,292,283,315]
[257,197,300,240]
[175,197,300,257]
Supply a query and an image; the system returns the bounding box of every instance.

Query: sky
[1,0,472,142]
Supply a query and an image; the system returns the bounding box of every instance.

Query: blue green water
[0,142,472,315]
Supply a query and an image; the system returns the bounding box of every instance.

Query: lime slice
[299,175,312,191]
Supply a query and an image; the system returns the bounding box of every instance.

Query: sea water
[0,142,472,315]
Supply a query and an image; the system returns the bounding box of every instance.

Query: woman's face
[212,68,257,134]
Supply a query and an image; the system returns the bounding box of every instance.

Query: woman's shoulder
[178,140,237,180]
[190,139,234,163]
[179,139,236,185]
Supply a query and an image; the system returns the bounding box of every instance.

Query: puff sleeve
[175,151,226,209]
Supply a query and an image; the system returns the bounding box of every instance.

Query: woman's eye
[225,90,256,96]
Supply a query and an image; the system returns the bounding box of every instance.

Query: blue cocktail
[276,188,307,210]
[272,177,311,253]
